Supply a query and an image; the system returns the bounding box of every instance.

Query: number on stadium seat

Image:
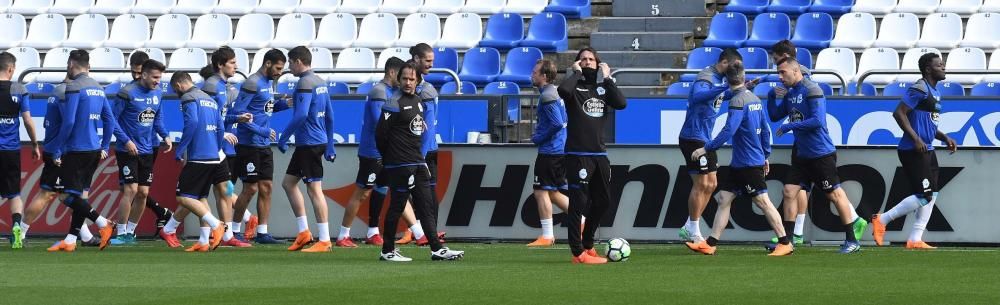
[479,48,486,53]
[631,38,639,50]
[651,4,660,15]
[769,13,776,18]
[726,12,734,18]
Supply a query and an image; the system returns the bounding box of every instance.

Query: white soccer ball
[605,238,631,262]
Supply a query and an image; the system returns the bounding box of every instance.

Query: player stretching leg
[527,59,569,247]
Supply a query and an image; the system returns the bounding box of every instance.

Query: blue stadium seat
[479,13,524,50]
[971,82,1000,96]
[158,81,176,95]
[440,81,478,95]
[882,81,913,96]
[753,82,783,97]
[104,82,126,96]
[425,47,459,85]
[703,12,748,48]
[797,47,814,68]
[277,82,296,95]
[724,0,768,15]
[497,47,543,86]
[738,47,770,79]
[767,0,812,15]
[744,12,791,49]
[459,47,502,85]
[817,82,834,95]
[520,12,569,52]
[809,0,853,16]
[791,12,833,50]
[328,82,350,95]
[666,82,693,95]
[26,82,55,95]
[484,81,522,95]
[680,47,723,82]
[543,0,591,19]
[845,82,877,96]
[936,82,965,96]
[356,81,376,95]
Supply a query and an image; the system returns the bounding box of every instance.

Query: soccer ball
[605,238,631,262]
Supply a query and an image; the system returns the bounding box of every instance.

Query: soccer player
[767,58,867,254]
[276,46,336,252]
[0,52,40,250]
[44,50,124,252]
[109,59,173,246]
[337,57,406,247]
[171,71,232,252]
[375,62,464,262]
[685,62,793,256]
[558,48,627,264]
[768,40,811,245]
[231,49,288,244]
[872,53,956,249]
[527,59,569,247]
[677,48,742,243]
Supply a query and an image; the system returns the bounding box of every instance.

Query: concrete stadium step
[598,17,711,38]
[553,51,687,71]
[589,32,693,51]
[612,0,714,17]
[615,86,666,97]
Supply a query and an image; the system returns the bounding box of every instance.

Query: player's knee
[242,183,259,194]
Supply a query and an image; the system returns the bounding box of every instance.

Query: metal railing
[17,67,249,83]
[610,68,850,93]
[856,69,1000,95]
[280,68,463,94]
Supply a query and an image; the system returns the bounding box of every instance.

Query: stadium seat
[898,47,941,82]
[255,0,298,15]
[90,0,133,15]
[168,47,208,72]
[186,14,233,49]
[813,47,855,85]
[130,0,174,15]
[791,12,833,50]
[520,12,568,52]
[484,81,520,94]
[20,13,66,49]
[310,47,335,70]
[327,81,350,94]
[26,82,55,94]
[829,12,876,49]
[311,13,357,49]
[937,0,981,13]
[103,81,125,95]
[440,81,476,94]
[459,47,502,85]
[504,0,547,14]
[7,0,51,15]
[882,81,913,96]
[425,47,458,84]
[355,80,375,94]
[296,0,340,14]
[666,82,693,95]
[946,47,987,84]
[420,0,464,14]
[744,12,791,49]
[172,0,216,14]
[796,47,814,68]
[817,82,834,95]
[462,0,504,14]
[702,12,748,48]
[497,46,542,86]
[271,13,317,48]
[845,81,877,95]
[339,0,381,14]
[250,47,288,72]
[275,81,295,95]
[725,0,767,15]
[6,47,40,81]
[381,0,423,14]
[872,12,920,49]
[855,47,899,84]
[118,47,166,81]
[543,0,589,19]
[395,12,440,47]
[0,13,26,48]
[752,81,781,97]
[377,47,411,66]
[229,14,274,49]
[61,13,109,49]
[479,12,524,49]
[982,0,1000,12]
[353,13,399,49]
[985,53,1000,82]
[104,14,150,49]
[436,12,483,49]
[231,46,249,74]
[680,47,722,82]
[852,0,895,14]
[49,0,92,15]
[767,0,812,15]
[808,0,853,16]
[215,0,256,15]
[328,47,376,83]
[738,47,770,79]
[915,13,962,50]
[33,47,73,83]
[936,81,965,96]
[89,47,125,83]
[971,82,1000,96]
[145,14,191,49]
[893,0,939,13]
[960,13,1000,49]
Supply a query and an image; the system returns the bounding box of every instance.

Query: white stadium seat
[89,46,125,83]
[34,47,73,83]
[984,52,1000,82]
[20,13,66,49]
[117,48,166,81]
[915,13,962,49]
[6,47,40,81]
[310,47,334,69]
[813,47,856,85]
[0,0,11,13]
[229,13,274,49]
[296,0,340,14]
[145,13,191,49]
[172,0,217,15]
[830,12,876,49]
[946,47,987,84]
[231,46,250,77]
[214,0,256,15]
[251,47,288,72]
[395,12,440,47]
[855,47,899,84]
[130,0,174,15]
[937,0,982,13]
[270,13,316,48]
[420,0,464,14]
[49,0,93,15]
[353,13,399,49]
[256,0,298,14]
[327,47,375,83]
[0,13,27,48]
[898,47,941,82]
[311,13,357,49]
[462,0,505,14]
[371,47,410,81]
[982,0,1000,11]
[853,0,896,14]
[89,0,133,15]
[168,47,208,82]
[381,0,423,14]
[104,14,150,49]
[186,14,232,49]
[504,0,548,14]
[894,0,940,13]
[436,12,482,49]
[960,13,1000,49]
[62,13,109,49]
[339,0,381,14]
[872,13,919,49]
[7,0,52,15]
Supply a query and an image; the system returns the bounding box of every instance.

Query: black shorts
[236,145,274,183]
[39,153,63,192]
[117,153,156,186]
[898,149,939,198]
[385,164,432,193]
[0,150,20,198]
[785,152,840,193]
[566,154,611,189]
[286,145,325,182]
[679,139,718,174]
[226,154,239,183]
[720,166,768,196]
[176,162,231,199]
[426,150,439,186]
[59,151,101,195]
[533,154,567,190]
[355,156,386,188]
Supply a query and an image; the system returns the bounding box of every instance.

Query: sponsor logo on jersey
[138,108,156,126]
[583,98,606,118]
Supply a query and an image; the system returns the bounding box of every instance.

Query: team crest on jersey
[368,173,377,183]
[410,115,425,136]
[922,178,930,189]
[578,168,588,179]
[712,93,724,110]
[265,100,275,114]
[583,98,605,118]
[138,107,156,126]
[122,166,131,176]
[596,87,606,96]
[246,162,256,173]
[931,112,940,124]
[789,109,804,123]
[407,175,415,187]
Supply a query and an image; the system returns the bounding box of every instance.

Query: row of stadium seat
[0,0,590,18]
[727,0,1000,15]
[666,80,1000,96]
[703,11,1000,51]
[0,11,570,52]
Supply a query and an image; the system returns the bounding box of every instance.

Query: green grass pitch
[1,240,999,304]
